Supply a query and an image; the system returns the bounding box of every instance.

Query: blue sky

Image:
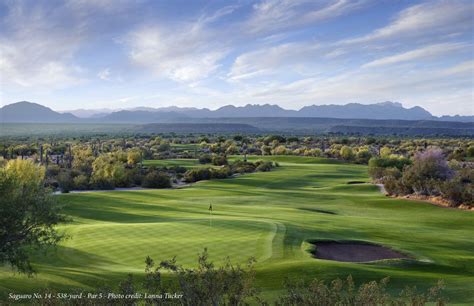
[0,0,473,115]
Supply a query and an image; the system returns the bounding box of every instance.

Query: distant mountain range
[1,101,473,123]
[0,101,79,123]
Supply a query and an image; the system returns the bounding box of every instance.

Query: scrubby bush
[142,171,171,188]
[92,177,115,190]
[171,165,187,174]
[255,160,273,172]
[272,145,288,155]
[467,146,474,158]
[402,149,452,195]
[183,168,213,183]
[438,169,473,206]
[340,146,354,161]
[374,148,472,206]
[212,154,228,166]
[368,156,411,180]
[356,149,372,164]
[380,146,392,157]
[198,154,212,164]
[46,164,61,177]
[231,160,257,173]
[73,174,89,190]
[210,166,232,179]
[57,170,74,193]
[276,276,445,306]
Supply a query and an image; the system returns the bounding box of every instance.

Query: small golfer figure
[209,203,213,226]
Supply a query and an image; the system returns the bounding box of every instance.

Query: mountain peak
[1,101,78,123]
[375,101,403,108]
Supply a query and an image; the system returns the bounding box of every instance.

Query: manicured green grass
[1,156,473,304]
[170,143,199,153]
[143,158,201,168]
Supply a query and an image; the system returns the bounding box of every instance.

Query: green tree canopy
[0,159,65,274]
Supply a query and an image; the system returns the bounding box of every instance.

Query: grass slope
[143,158,200,168]
[0,156,473,303]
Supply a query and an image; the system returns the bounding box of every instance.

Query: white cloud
[362,42,469,68]
[0,2,84,88]
[126,9,232,83]
[0,1,136,90]
[97,68,111,80]
[246,0,369,34]
[342,0,473,44]
[228,42,321,80]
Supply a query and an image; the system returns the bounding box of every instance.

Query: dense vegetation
[1,134,472,206]
[369,148,473,208]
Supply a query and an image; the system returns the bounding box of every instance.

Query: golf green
[0,156,473,303]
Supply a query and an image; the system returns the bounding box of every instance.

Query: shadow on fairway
[298,207,337,215]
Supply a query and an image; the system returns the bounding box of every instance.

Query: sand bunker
[310,241,409,262]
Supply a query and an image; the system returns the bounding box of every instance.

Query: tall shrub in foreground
[0,159,66,274]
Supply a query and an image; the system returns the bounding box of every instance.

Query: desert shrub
[261,145,272,155]
[225,144,238,155]
[92,178,115,190]
[402,149,452,195]
[467,146,474,158]
[46,164,61,177]
[356,149,372,164]
[368,156,411,180]
[308,148,323,157]
[212,154,228,166]
[157,143,171,152]
[142,249,259,306]
[142,171,171,188]
[276,276,445,306]
[57,170,74,193]
[409,149,453,180]
[183,168,213,183]
[448,148,466,161]
[126,167,142,186]
[380,146,392,157]
[210,166,232,179]
[438,169,473,206]
[384,176,412,196]
[272,145,288,155]
[438,180,470,206]
[231,160,256,173]
[73,174,89,190]
[171,165,187,174]
[255,160,273,172]
[198,154,212,164]
[339,146,354,161]
[264,135,286,144]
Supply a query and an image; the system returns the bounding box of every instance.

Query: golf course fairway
[0,156,473,304]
